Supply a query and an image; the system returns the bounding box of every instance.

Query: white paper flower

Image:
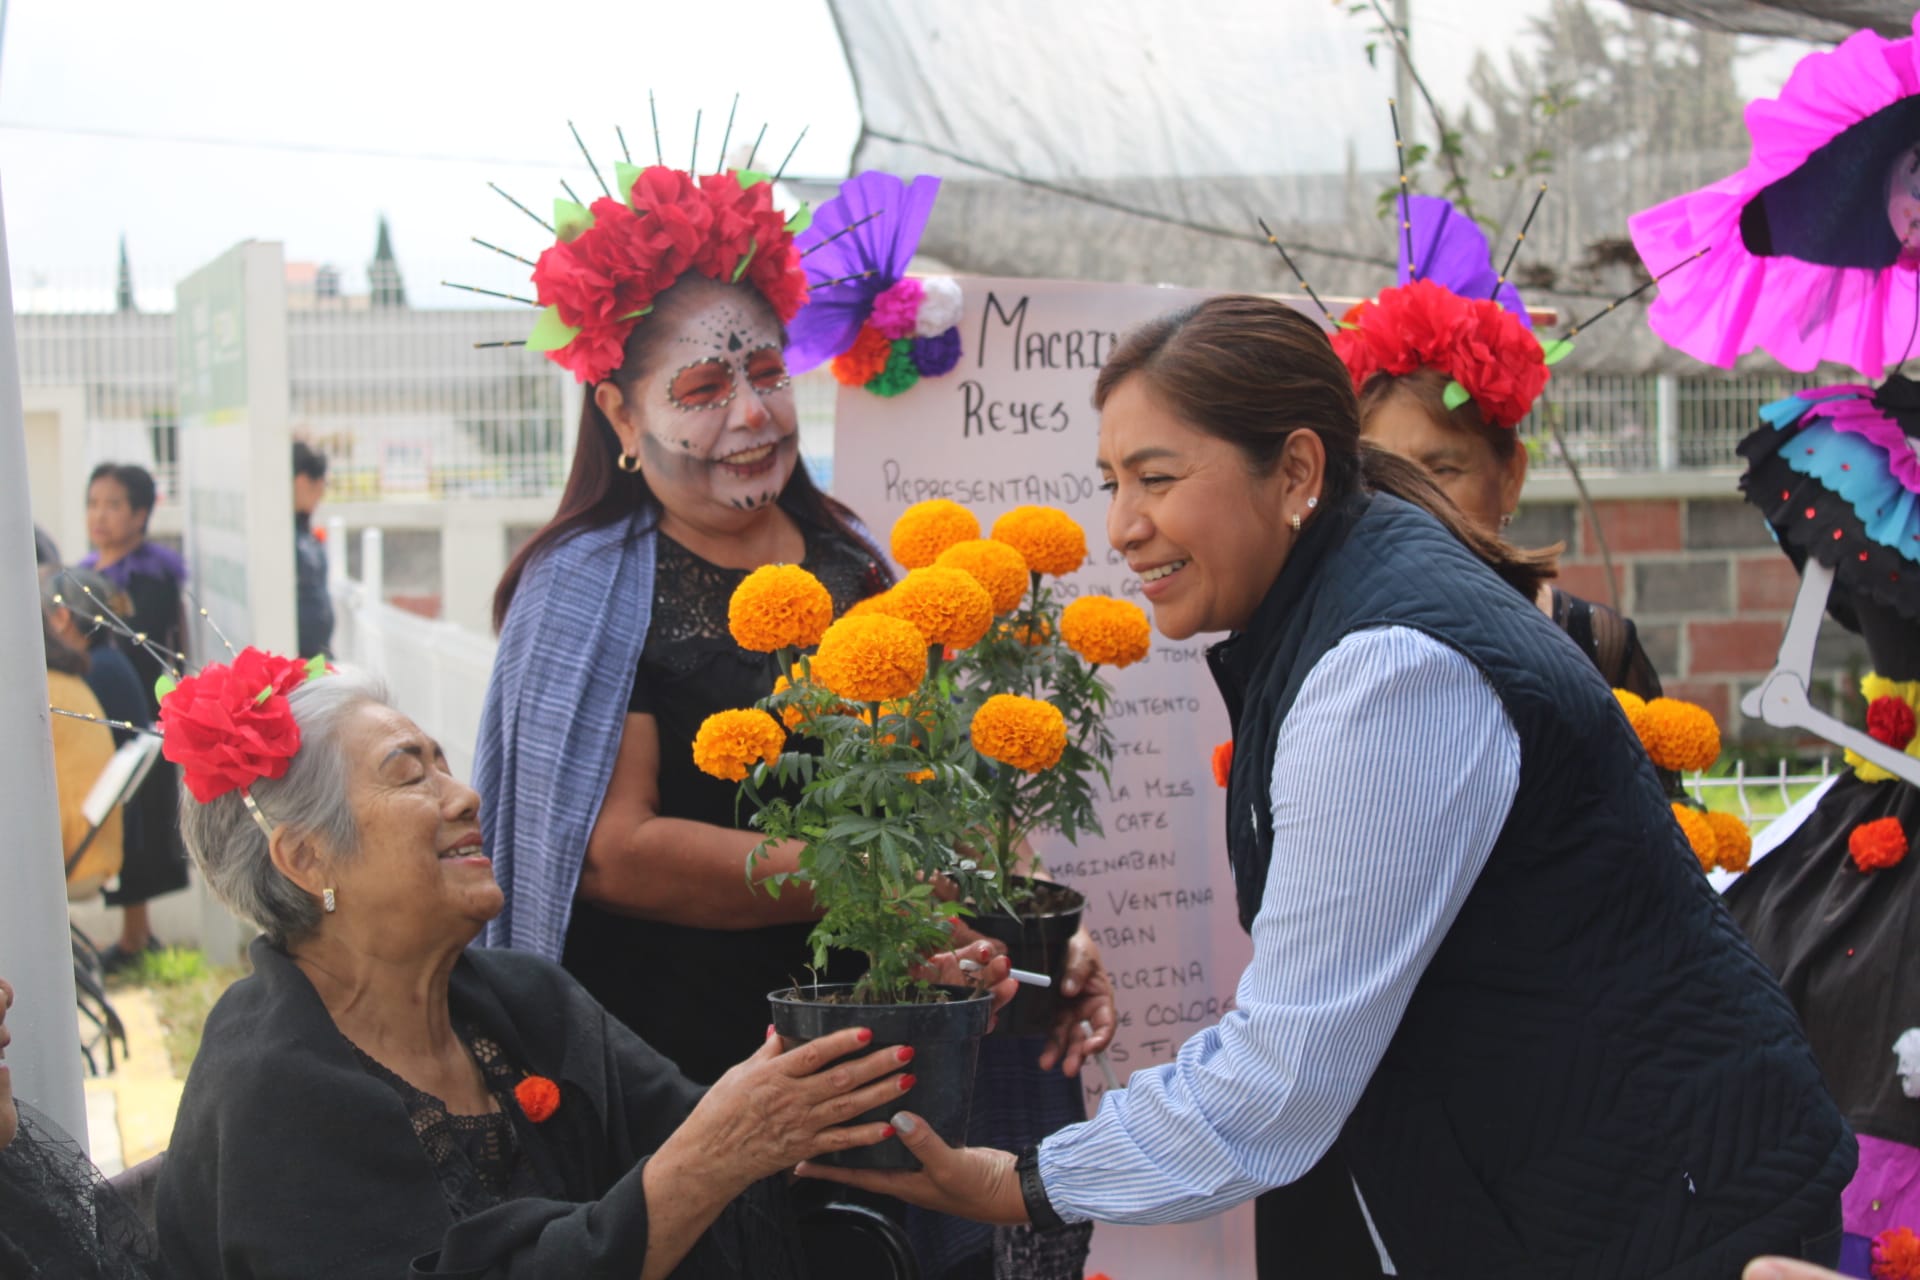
[1896,1027,1920,1099]
[914,276,964,337]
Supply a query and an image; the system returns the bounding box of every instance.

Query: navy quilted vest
[1207,492,1854,1278]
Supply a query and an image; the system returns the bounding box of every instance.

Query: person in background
[292,441,334,659]
[42,610,122,900]
[79,462,189,969]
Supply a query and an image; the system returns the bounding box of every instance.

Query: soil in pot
[967,876,1085,1039]
[769,982,993,1170]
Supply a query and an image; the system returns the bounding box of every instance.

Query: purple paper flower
[785,171,942,374]
[1399,194,1531,328]
[911,327,963,377]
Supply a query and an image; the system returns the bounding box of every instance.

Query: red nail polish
[896,1045,915,1063]
[766,1024,776,1038]
[881,1125,896,1139]
[855,1028,873,1045]
[898,1073,917,1091]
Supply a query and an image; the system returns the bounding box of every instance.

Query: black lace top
[562,522,889,1086]
[352,1031,550,1222]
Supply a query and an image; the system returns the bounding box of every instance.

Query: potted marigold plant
[693,557,1070,1168]
[1617,690,1752,874]
[888,500,1152,1035]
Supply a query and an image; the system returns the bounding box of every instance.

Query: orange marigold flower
[831,323,892,386]
[842,592,893,620]
[811,614,928,703]
[769,672,810,731]
[891,499,981,570]
[935,538,1030,614]
[990,505,1087,577]
[1672,804,1719,872]
[1211,740,1233,788]
[1631,698,1722,773]
[1850,816,1910,873]
[906,768,936,784]
[879,566,994,648]
[514,1075,561,1122]
[728,564,834,652]
[692,708,787,782]
[1060,595,1152,668]
[1000,616,1052,647]
[971,693,1068,773]
[1874,1225,1920,1280]
[1702,811,1752,874]
[1613,688,1646,718]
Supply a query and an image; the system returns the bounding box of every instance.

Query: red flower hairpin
[1332,279,1550,431]
[158,648,322,804]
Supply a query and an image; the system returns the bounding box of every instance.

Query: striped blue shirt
[1038,625,1521,1225]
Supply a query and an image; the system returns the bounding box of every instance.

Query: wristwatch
[1014,1145,1065,1232]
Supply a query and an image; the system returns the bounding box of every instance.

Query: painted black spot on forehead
[674,300,766,352]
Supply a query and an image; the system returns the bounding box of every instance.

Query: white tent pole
[0,174,90,1144]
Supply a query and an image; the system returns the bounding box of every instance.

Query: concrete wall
[1510,471,1866,747]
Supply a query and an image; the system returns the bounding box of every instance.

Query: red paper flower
[1211,740,1233,789]
[1849,817,1911,873]
[1873,1225,1920,1280]
[530,166,809,385]
[1332,279,1548,429]
[159,648,312,803]
[1867,695,1918,751]
[514,1074,561,1123]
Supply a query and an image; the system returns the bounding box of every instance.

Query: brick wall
[1508,486,1868,748]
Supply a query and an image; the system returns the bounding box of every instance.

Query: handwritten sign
[834,277,1256,1280]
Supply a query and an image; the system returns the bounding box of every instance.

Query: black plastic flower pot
[769,982,992,1170]
[967,876,1085,1039]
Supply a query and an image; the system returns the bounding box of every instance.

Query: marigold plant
[1702,811,1752,874]
[891,498,982,570]
[692,708,788,782]
[810,614,929,704]
[990,505,1087,577]
[935,538,1030,614]
[728,564,834,653]
[1060,595,1152,669]
[1849,816,1910,873]
[880,566,994,649]
[970,694,1068,773]
[1613,688,1646,718]
[1672,803,1719,872]
[1630,698,1722,773]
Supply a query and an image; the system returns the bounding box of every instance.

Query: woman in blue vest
[800,294,1855,1278]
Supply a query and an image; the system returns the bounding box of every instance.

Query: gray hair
[178,665,390,946]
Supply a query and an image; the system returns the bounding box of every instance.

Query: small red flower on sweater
[514,1075,561,1123]
[1211,740,1233,789]
[1867,695,1918,751]
[1872,1225,1920,1280]
[1850,817,1911,873]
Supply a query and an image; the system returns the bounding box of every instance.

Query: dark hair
[87,463,157,535]
[1356,365,1523,463]
[291,441,329,481]
[1092,295,1555,600]
[493,277,879,631]
[42,609,90,676]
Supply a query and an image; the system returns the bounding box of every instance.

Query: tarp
[1619,0,1908,41]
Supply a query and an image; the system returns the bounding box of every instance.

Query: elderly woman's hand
[1038,926,1115,1076]
[657,1025,913,1199]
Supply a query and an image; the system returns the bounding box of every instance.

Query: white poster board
[175,241,296,659]
[833,277,1256,1280]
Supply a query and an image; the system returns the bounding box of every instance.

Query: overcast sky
[0,0,1814,308]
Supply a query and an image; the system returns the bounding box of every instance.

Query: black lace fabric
[352,1031,547,1222]
[0,1103,168,1279]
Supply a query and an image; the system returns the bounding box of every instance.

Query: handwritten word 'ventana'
[880,459,1098,508]
[976,292,1124,372]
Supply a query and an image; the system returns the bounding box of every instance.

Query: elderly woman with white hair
[154,652,1004,1279]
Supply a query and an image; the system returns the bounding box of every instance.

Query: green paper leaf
[1540,337,1575,365]
[305,653,329,680]
[784,202,813,234]
[616,304,653,322]
[553,198,594,243]
[1442,380,1473,411]
[731,238,758,284]
[1335,320,1360,331]
[255,685,274,705]
[525,306,582,353]
[614,161,643,206]
[736,169,773,189]
[154,674,178,701]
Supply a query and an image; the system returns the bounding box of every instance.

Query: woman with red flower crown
[1335,201,1664,702]
[152,647,1013,1276]
[472,146,1114,1279]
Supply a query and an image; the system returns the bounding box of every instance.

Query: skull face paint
[1889,144,1920,265]
[629,286,799,517]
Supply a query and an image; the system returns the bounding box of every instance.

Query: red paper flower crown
[159,648,322,804]
[528,165,809,384]
[1331,278,1550,430]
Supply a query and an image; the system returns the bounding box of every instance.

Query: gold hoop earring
[322,888,337,914]
[616,452,642,474]
[1290,513,1303,533]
